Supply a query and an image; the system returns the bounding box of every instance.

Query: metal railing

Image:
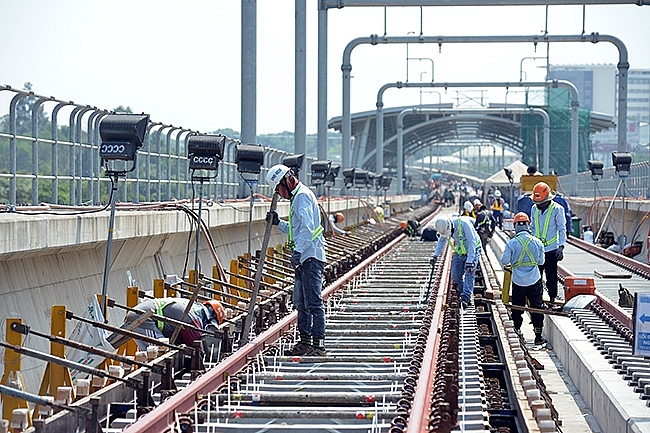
[558,161,650,199]
[0,85,314,206]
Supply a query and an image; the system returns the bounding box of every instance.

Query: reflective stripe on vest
[154,299,175,332]
[513,235,538,268]
[477,210,491,228]
[491,198,504,211]
[288,186,324,246]
[534,202,558,247]
[446,218,480,256]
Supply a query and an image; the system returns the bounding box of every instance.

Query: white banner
[66,295,116,382]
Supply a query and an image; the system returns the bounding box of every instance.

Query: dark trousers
[539,250,559,301]
[293,258,326,341]
[511,279,544,330]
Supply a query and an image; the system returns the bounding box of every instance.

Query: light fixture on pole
[311,160,332,213]
[170,133,224,345]
[98,113,150,320]
[325,164,340,216]
[376,174,393,206]
[503,167,514,212]
[587,159,603,235]
[354,169,368,225]
[342,167,355,227]
[613,151,632,247]
[282,153,304,178]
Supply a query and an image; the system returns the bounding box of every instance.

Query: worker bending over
[124,297,225,350]
[430,216,481,310]
[500,213,547,345]
[530,181,566,306]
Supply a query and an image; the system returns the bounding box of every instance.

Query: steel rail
[127,228,416,432]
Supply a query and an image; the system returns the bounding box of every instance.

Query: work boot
[288,334,312,356]
[306,339,327,357]
[534,329,547,345]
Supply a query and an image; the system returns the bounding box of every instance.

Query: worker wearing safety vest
[490,190,505,230]
[429,216,481,311]
[123,297,225,350]
[500,212,547,345]
[530,181,567,307]
[473,199,495,249]
[266,164,327,356]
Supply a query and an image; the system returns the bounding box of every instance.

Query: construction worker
[328,212,348,235]
[490,189,505,229]
[400,220,421,237]
[462,200,475,218]
[429,216,481,310]
[473,199,495,249]
[266,164,327,356]
[530,181,566,307]
[500,213,547,345]
[123,297,225,350]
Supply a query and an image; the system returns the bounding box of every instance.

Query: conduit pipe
[377,81,568,182]
[395,107,550,195]
[341,33,629,185]
[325,0,648,6]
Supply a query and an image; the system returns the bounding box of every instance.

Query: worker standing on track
[266,164,328,356]
[500,213,547,345]
[462,200,475,218]
[473,199,495,249]
[429,216,481,310]
[123,297,225,350]
[490,190,505,229]
[530,181,566,307]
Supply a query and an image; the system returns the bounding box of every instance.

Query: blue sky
[1,1,648,135]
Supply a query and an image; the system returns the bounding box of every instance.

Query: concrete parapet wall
[0,194,421,395]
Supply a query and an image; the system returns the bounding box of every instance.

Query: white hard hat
[494,189,501,197]
[463,201,473,212]
[461,177,467,183]
[266,164,291,190]
[434,217,453,238]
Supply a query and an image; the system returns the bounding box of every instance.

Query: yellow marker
[502,265,512,303]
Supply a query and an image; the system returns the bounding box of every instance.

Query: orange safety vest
[491,198,504,211]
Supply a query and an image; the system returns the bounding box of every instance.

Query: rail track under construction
[8,202,650,432]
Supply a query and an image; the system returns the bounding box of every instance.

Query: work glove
[266,210,280,226]
[429,256,437,267]
[555,246,564,261]
[290,251,302,269]
[464,263,475,274]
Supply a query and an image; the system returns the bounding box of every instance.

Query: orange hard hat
[513,212,530,224]
[335,212,345,223]
[532,182,554,203]
[203,299,225,324]
[400,221,408,230]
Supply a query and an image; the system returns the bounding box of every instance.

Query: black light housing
[99,114,150,162]
[311,160,331,186]
[235,143,265,174]
[354,169,368,188]
[187,134,225,171]
[343,167,355,188]
[612,152,632,177]
[325,164,340,185]
[282,153,305,176]
[587,160,604,180]
[504,167,514,183]
[378,175,393,190]
[365,172,376,189]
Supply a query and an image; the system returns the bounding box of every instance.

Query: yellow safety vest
[533,202,558,247]
[513,235,538,268]
[446,218,480,256]
[288,186,324,248]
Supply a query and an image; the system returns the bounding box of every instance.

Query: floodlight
[325,164,340,185]
[377,174,393,190]
[503,167,514,183]
[587,160,604,180]
[354,169,368,188]
[187,134,225,171]
[282,153,305,176]
[365,172,376,189]
[99,114,149,162]
[235,143,265,174]
[343,167,356,188]
[311,160,331,186]
[612,152,632,177]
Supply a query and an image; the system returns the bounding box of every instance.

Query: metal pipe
[87,110,104,205]
[317,3,328,160]
[342,32,629,188]
[9,92,30,205]
[68,106,83,205]
[51,101,73,204]
[31,96,54,205]
[295,0,307,183]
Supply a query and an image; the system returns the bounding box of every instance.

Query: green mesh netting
[521,88,591,176]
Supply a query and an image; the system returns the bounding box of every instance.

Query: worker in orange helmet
[329,212,348,235]
[530,181,567,308]
[122,297,225,350]
[500,212,547,345]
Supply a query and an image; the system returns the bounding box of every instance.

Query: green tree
[15,82,48,135]
[113,105,133,114]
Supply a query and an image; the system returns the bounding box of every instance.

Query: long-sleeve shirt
[433,216,481,263]
[278,182,327,263]
[530,201,566,252]
[500,231,545,286]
